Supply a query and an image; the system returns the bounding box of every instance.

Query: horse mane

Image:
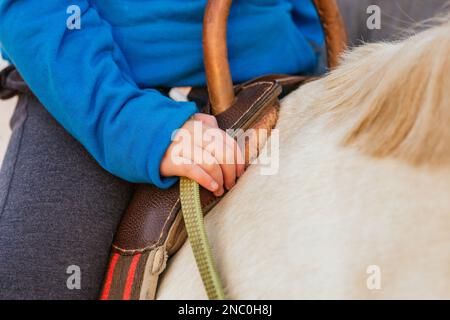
[314,16,450,167]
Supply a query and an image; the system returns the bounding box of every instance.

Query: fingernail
[211,181,219,191]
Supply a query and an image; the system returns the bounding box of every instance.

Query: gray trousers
[0,0,446,300]
[0,70,134,299]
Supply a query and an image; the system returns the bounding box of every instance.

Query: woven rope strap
[179,177,225,300]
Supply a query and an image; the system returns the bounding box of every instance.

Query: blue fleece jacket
[0,0,323,188]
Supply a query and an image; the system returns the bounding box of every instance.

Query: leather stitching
[228,81,275,129]
[113,199,180,254]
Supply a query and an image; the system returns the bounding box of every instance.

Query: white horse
[158,17,450,299]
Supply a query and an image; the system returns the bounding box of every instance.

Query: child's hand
[160,113,245,197]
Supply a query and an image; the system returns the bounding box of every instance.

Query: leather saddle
[100,0,347,300]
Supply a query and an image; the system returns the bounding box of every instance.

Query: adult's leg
[0,69,134,299]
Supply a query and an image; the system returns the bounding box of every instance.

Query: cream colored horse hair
[313,17,450,166]
[157,18,450,300]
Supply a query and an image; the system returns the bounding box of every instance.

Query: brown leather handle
[203,0,235,115]
[203,0,347,115]
[312,0,348,69]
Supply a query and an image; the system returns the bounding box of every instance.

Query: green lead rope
[179,177,225,300]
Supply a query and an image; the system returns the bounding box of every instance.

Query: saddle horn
[203,0,347,116]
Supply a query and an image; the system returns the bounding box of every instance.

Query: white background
[0,57,7,69]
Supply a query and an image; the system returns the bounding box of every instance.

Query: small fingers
[203,129,240,190]
[165,116,245,195]
[176,158,220,194]
[192,145,225,197]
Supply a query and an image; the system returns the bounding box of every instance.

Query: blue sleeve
[0,1,197,188]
